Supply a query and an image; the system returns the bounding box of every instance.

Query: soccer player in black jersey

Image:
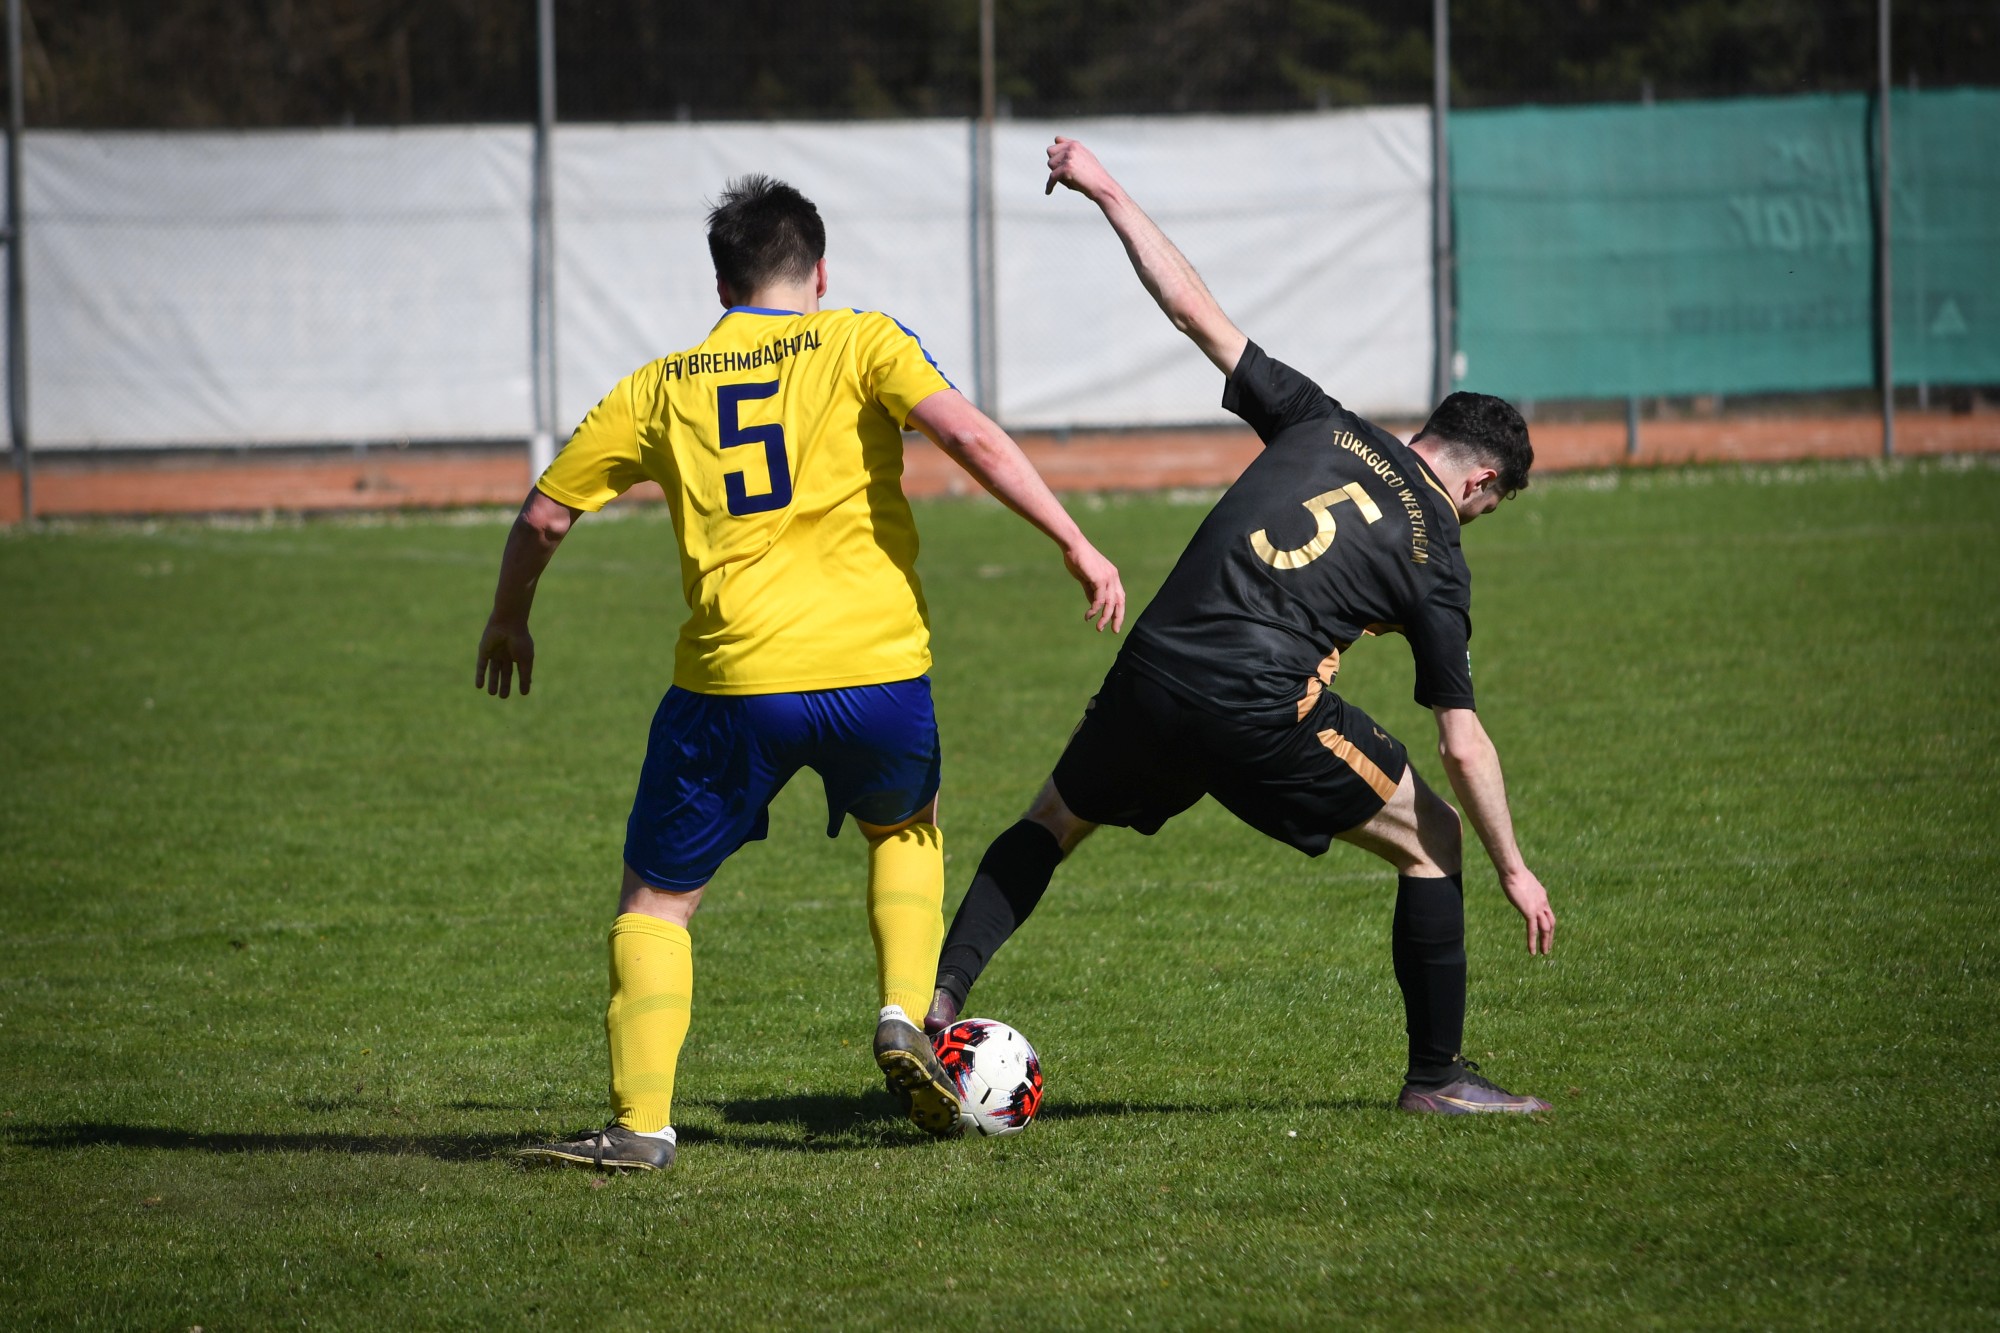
[927,137,1556,1114]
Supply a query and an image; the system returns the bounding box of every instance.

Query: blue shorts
[623,677,942,891]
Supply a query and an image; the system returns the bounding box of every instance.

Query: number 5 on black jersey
[1249,481,1383,570]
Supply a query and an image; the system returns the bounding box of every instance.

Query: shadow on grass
[4,1111,906,1161]
[1038,1096,1386,1120]
[680,1089,1387,1153]
[681,1089,918,1153]
[6,1123,527,1162]
[5,1095,1388,1163]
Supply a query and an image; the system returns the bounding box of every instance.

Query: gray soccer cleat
[1397,1059,1552,1115]
[874,1014,962,1138]
[516,1123,676,1171]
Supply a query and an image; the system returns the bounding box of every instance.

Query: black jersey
[1119,341,1476,727]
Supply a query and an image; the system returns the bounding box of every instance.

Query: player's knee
[859,818,940,849]
[1022,779,1095,856]
[1414,783,1463,875]
[856,792,941,844]
[619,865,705,926]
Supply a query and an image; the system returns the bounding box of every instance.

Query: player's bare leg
[858,797,963,1137]
[929,777,1099,1034]
[1339,767,1548,1115]
[1336,765,1462,878]
[518,868,703,1171]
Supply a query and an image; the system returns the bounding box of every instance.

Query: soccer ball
[934,1018,1043,1138]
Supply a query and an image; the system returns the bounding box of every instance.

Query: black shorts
[1051,663,1409,857]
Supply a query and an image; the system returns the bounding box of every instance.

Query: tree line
[31,0,1997,129]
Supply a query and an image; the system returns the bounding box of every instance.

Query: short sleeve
[861,314,955,428]
[536,364,659,512]
[1220,341,1339,444]
[1407,585,1477,710]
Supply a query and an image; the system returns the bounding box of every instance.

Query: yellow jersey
[536,306,954,695]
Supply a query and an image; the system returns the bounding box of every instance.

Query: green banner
[1891,89,1999,388]
[1452,91,1999,401]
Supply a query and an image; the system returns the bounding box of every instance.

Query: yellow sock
[866,822,945,1018]
[605,913,692,1134]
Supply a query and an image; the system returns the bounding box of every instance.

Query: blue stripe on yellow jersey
[536,306,954,695]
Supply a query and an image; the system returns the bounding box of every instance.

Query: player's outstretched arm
[475,488,582,698]
[906,389,1125,632]
[1434,706,1555,955]
[1045,136,1248,377]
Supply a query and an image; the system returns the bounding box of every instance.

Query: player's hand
[1046,136,1115,200]
[475,616,535,698]
[1500,867,1555,955]
[1063,541,1126,633]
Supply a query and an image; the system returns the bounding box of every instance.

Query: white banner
[994,111,1434,426]
[31,128,533,447]
[24,111,1433,449]
[554,121,975,431]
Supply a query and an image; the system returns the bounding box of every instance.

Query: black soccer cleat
[1397,1058,1551,1115]
[923,987,962,1039]
[516,1123,676,1171]
[874,1014,963,1138]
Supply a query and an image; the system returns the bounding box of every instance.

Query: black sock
[935,820,1065,1007]
[1393,873,1466,1088]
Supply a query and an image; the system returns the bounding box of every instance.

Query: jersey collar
[723,305,806,317]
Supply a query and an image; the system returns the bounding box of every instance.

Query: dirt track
[3,411,1995,524]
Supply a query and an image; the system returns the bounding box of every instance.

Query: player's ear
[813,258,828,299]
[1469,466,1500,499]
[716,276,734,309]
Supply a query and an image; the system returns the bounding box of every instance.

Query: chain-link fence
[10,1,2000,474]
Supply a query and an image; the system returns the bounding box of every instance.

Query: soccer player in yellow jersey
[475,175,1125,1170]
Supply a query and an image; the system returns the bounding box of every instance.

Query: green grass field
[2,458,1997,1329]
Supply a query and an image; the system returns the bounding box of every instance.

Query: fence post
[529,0,558,479]
[971,0,999,418]
[1875,0,1895,459]
[6,0,28,522]
[1430,0,1453,410]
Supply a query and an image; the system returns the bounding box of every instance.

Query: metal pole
[529,0,558,477]
[1625,395,1640,460]
[1875,0,1894,458]
[972,0,999,417]
[1430,0,1453,408]
[6,0,28,522]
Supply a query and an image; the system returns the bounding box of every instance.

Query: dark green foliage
[1,459,1996,1327]
[28,0,1999,128]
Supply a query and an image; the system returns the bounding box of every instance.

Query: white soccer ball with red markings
[934,1018,1043,1138]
